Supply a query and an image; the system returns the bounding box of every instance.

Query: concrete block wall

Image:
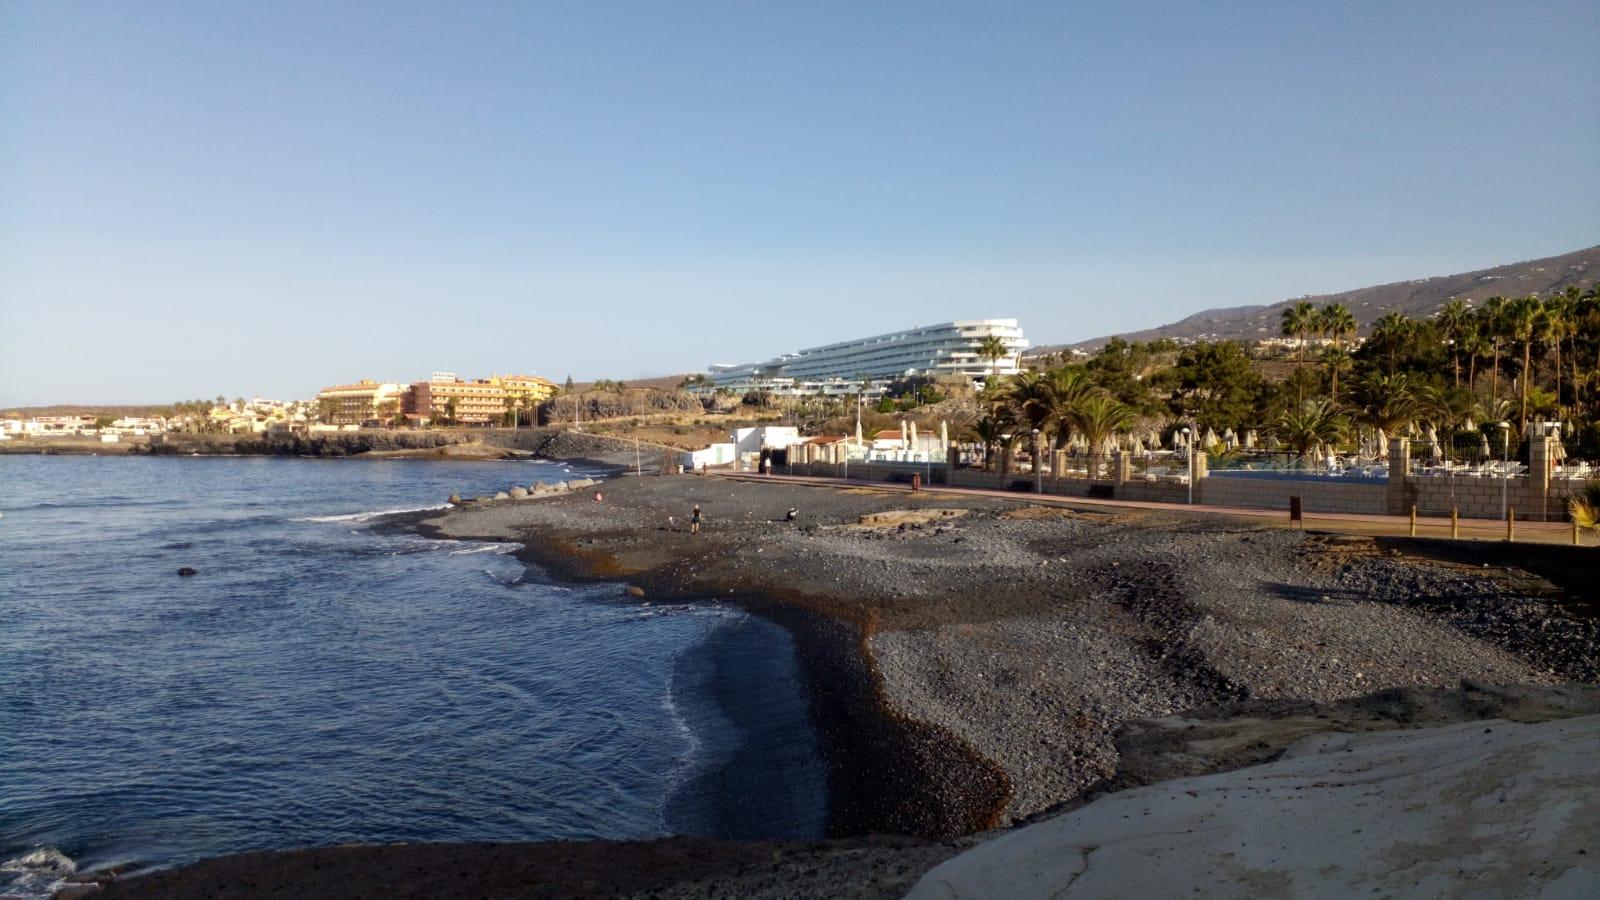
[1197,477,1387,515]
[1405,476,1575,522]
[786,457,1589,523]
[1116,481,1190,504]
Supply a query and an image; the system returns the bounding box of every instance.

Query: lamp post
[1498,421,1511,520]
[1181,426,1194,505]
[1032,428,1043,493]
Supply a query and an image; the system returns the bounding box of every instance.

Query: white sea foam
[658,657,704,830]
[1,847,76,899]
[448,543,517,556]
[0,848,75,875]
[293,504,449,524]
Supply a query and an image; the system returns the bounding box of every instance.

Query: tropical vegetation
[967,284,1600,469]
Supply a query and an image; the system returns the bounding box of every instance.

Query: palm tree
[1044,367,1095,451]
[1480,296,1509,403]
[1369,312,1413,375]
[1474,395,1514,430]
[1413,384,1458,433]
[1437,298,1471,387]
[1067,394,1135,476]
[1321,345,1353,401]
[972,416,1009,472]
[977,335,1009,385]
[1459,323,1488,395]
[1003,371,1054,475]
[1505,295,1542,430]
[1274,399,1347,462]
[1280,301,1317,363]
[1540,289,1576,415]
[1353,372,1418,442]
[1320,303,1357,349]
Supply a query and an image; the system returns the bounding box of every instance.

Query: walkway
[716,471,1590,547]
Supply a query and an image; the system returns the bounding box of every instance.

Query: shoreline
[408,473,1600,831]
[70,473,1600,898]
[409,507,1010,840]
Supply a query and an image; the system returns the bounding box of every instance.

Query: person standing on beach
[691,505,702,534]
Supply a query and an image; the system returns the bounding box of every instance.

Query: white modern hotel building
[704,319,1029,397]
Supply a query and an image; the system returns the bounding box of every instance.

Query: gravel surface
[420,474,1600,828]
[89,473,1600,899]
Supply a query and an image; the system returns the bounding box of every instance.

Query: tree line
[973,283,1600,467]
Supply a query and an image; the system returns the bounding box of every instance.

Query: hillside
[1036,244,1600,354]
[0,404,173,419]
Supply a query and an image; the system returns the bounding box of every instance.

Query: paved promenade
[717,471,1590,547]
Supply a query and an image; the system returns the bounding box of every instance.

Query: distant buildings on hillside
[315,372,558,427]
[703,319,1030,397]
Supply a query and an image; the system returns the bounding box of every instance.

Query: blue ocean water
[0,455,822,897]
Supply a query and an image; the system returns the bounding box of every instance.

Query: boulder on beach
[509,486,528,499]
[475,495,494,503]
[554,481,571,492]
[493,491,511,501]
[625,585,647,598]
[532,481,552,494]
[448,494,461,505]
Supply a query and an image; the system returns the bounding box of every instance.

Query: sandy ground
[78,472,1600,899]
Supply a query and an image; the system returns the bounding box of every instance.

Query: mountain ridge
[1033,244,1600,354]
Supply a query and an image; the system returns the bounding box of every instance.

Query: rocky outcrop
[540,389,702,425]
[145,431,474,457]
[908,707,1600,898]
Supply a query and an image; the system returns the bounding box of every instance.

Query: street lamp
[1181,426,1194,505]
[1032,428,1043,493]
[1498,421,1511,520]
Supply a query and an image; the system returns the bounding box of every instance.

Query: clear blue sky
[2,1,1596,405]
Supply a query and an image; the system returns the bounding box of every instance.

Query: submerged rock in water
[177,567,198,577]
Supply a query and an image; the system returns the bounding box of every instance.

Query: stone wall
[1198,476,1387,515]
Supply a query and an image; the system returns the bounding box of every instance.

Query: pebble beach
[82,468,1600,898]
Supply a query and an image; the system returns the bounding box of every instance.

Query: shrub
[1570,482,1600,531]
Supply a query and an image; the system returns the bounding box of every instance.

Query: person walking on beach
[690,505,702,534]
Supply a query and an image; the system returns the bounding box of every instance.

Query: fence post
[1576,520,1582,547]
[1409,505,1417,537]
[1450,506,1459,539]
[1506,507,1515,542]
